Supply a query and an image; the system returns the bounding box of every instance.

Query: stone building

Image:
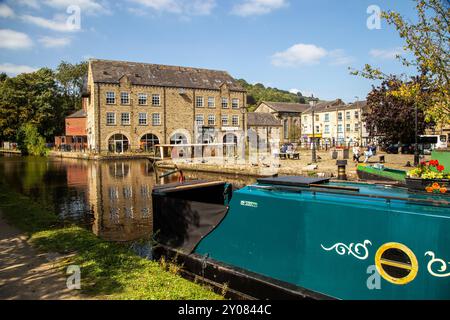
[301,100,369,147]
[54,102,88,151]
[82,59,247,154]
[254,101,310,144]
[247,112,282,154]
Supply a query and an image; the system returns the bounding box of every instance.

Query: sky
[0,0,419,102]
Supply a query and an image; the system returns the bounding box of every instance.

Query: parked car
[384,144,416,155]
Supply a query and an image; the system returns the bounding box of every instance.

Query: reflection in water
[0,155,256,243]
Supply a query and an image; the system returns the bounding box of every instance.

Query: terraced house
[82,59,247,154]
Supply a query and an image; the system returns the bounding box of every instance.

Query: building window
[121,113,130,125]
[208,97,215,108]
[304,116,308,122]
[316,126,320,133]
[355,123,360,131]
[106,112,116,125]
[232,98,239,109]
[284,119,289,140]
[315,114,319,121]
[324,114,330,122]
[338,124,343,133]
[196,96,204,108]
[138,113,147,125]
[222,98,228,109]
[324,125,330,134]
[140,134,159,153]
[208,115,216,126]
[138,94,147,105]
[196,115,204,126]
[106,92,115,104]
[232,115,239,127]
[346,124,351,132]
[346,111,351,120]
[152,113,161,126]
[222,115,228,126]
[355,111,359,119]
[121,92,130,105]
[338,112,343,121]
[152,94,160,106]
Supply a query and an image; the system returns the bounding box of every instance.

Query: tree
[352,0,449,124]
[16,123,48,156]
[364,79,433,145]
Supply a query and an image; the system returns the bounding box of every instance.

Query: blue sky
[0,0,418,102]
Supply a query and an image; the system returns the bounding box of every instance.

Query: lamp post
[240,106,247,160]
[414,103,420,166]
[310,96,318,163]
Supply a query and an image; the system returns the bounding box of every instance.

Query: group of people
[353,143,377,164]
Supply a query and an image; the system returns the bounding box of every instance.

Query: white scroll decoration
[321,240,372,260]
[425,251,450,278]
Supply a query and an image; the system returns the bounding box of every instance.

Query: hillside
[237,79,315,111]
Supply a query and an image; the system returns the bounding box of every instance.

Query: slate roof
[247,113,282,127]
[260,101,311,113]
[89,59,245,92]
[302,99,368,114]
[66,109,87,118]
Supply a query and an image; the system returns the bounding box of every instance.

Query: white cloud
[15,0,40,9]
[0,29,33,49]
[43,0,106,14]
[232,0,287,17]
[38,36,71,47]
[0,4,15,18]
[22,14,79,32]
[369,47,403,60]
[272,43,327,66]
[290,89,313,97]
[0,63,37,75]
[129,0,216,16]
[328,49,355,66]
[272,43,354,67]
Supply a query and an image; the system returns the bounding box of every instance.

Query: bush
[16,123,48,156]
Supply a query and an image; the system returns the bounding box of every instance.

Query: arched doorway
[170,133,188,145]
[108,134,129,154]
[223,133,238,157]
[140,134,160,153]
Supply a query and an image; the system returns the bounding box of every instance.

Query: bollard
[336,160,348,180]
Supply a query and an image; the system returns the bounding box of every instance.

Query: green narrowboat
[152,176,450,300]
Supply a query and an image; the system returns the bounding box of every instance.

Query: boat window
[375,243,418,285]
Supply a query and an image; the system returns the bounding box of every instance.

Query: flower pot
[405,177,450,192]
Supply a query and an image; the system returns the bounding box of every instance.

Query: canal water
[0,155,256,243]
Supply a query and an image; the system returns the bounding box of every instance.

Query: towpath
[0,211,82,300]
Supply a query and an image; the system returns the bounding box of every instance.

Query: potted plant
[406,160,450,193]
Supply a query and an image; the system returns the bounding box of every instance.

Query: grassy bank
[0,183,222,300]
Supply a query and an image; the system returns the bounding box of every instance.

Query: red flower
[437,165,445,172]
[420,161,427,166]
[429,160,439,167]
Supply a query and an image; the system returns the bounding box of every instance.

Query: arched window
[140,134,160,153]
[108,134,129,154]
[170,133,188,145]
[223,133,238,157]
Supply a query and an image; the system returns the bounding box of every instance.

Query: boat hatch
[257,176,330,187]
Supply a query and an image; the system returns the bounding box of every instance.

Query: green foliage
[0,183,222,300]
[0,61,88,142]
[364,79,433,145]
[237,79,309,111]
[351,0,449,124]
[16,123,49,156]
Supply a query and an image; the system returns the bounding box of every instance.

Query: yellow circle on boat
[375,243,418,285]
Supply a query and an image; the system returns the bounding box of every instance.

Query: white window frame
[196,114,204,126]
[208,97,215,108]
[338,124,343,133]
[138,93,148,106]
[152,113,161,126]
[106,92,116,104]
[208,115,216,126]
[232,115,239,126]
[346,111,351,120]
[196,96,204,108]
[106,112,116,125]
[121,92,130,105]
[324,113,330,122]
[324,125,330,134]
[346,123,351,132]
[232,98,239,109]
[152,94,161,106]
[121,112,130,125]
[138,113,147,126]
[222,115,228,126]
[221,98,228,109]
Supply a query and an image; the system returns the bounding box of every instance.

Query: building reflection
[86,160,155,242]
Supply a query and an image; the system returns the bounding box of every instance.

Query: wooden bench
[278,152,300,160]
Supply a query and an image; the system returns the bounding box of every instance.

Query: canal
[0,155,257,243]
